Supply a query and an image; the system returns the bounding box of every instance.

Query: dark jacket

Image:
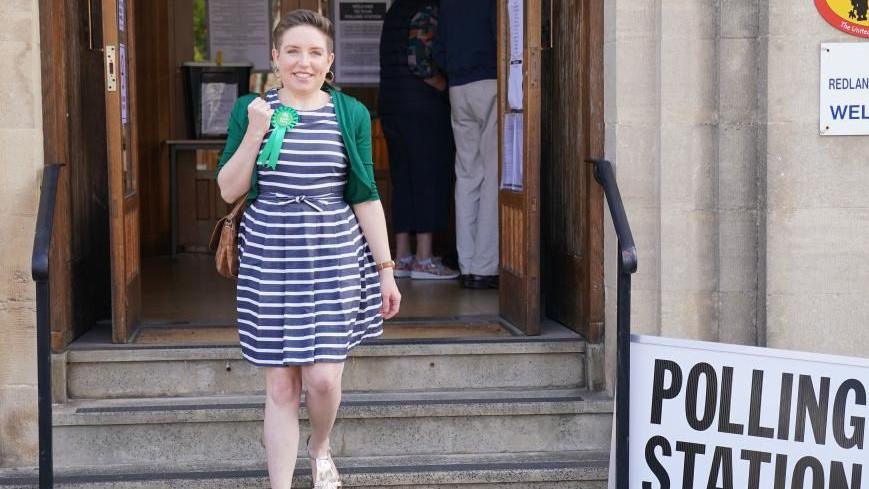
[378,0,446,114]
[432,0,497,87]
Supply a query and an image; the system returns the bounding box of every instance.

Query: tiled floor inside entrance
[131,254,507,345]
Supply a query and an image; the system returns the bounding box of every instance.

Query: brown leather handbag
[209,196,248,278]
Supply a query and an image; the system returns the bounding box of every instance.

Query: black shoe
[460,274,499,289]
[480,274,499,289]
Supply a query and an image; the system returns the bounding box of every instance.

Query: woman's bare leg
[302,362,345,458]
[395,231,413,260]
[415,232,433,261]
[264,366,304,489]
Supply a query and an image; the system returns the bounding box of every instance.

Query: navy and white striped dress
[236,89,383,366]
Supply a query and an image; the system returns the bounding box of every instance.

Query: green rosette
[257,106,299,170]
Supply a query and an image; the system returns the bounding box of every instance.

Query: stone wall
[764,3,869,355]
[0,0,43,468]
[604,0,869,391]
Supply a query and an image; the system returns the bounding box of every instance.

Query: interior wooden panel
[500,202,525,276]
[124,199,141,282]
[136,0,193,257]
[135,0,171,257]
[177,151,228,253]
[541,0,586,333]
[195,179,210,220]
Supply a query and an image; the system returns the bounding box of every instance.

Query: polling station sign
[820,43,869,136]
[631,335,866,489]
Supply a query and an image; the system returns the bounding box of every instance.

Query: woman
[379,0,459,280]
[216,10,401,488]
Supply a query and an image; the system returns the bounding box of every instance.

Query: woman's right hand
[246,97,273,138]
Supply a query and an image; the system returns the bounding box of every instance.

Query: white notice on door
[120,43,128,125]
[507,0,524,110]
[501,112,523,191]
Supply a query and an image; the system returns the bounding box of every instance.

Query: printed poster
[501,112,523,191]
[208,0,271,71]
[333,0,391,84]
[507,0,523,110]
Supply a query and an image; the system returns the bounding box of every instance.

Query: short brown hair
[273,9,334,52]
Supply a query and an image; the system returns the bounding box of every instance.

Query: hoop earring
[272,65,283,87]
[325,70,335,83]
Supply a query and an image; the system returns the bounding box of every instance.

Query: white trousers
[449,79,499,276]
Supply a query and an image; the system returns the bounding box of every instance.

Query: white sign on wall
[208,0,271,71]
[629,334,866,488]
[333,0,390,84]
[820,42,869,136]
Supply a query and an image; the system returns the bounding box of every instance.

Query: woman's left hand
[379,272,401,319]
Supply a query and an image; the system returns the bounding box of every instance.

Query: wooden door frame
[39,0,144,349]
[495,0,604,339]
[39,0,75,352]
[496,0,541,335]
[102,0,143,343]
[581,0,605,343]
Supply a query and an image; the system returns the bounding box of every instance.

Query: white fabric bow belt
[267,194,343,212]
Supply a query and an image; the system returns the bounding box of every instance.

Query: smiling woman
[214,9,401,489]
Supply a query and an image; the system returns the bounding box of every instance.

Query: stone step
[0,451,609,488]
[52,388,613,467]
[63,337,587,399]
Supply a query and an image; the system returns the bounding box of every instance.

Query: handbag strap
[226,194,248,219]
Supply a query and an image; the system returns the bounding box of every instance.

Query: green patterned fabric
[407,5,440,79]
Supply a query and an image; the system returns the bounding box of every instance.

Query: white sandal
[306,435,342,488]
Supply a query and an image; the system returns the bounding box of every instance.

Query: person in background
[433,0,499,289]
[379,0,460,280]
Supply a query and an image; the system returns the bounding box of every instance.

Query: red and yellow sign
[816,0,869,38]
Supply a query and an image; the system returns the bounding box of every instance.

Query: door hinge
[105,45,117,92]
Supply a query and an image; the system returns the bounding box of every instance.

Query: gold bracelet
[376,260,396,271]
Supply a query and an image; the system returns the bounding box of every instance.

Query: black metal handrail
[31,163,61,489]
[588,159,637,489]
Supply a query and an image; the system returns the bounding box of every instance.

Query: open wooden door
[540,0,605,342]
[497,0,542,335]
[102,0,142,343]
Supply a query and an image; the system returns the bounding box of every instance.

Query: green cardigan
[216,86,380,204]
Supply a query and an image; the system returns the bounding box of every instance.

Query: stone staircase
[2,324,612,488]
